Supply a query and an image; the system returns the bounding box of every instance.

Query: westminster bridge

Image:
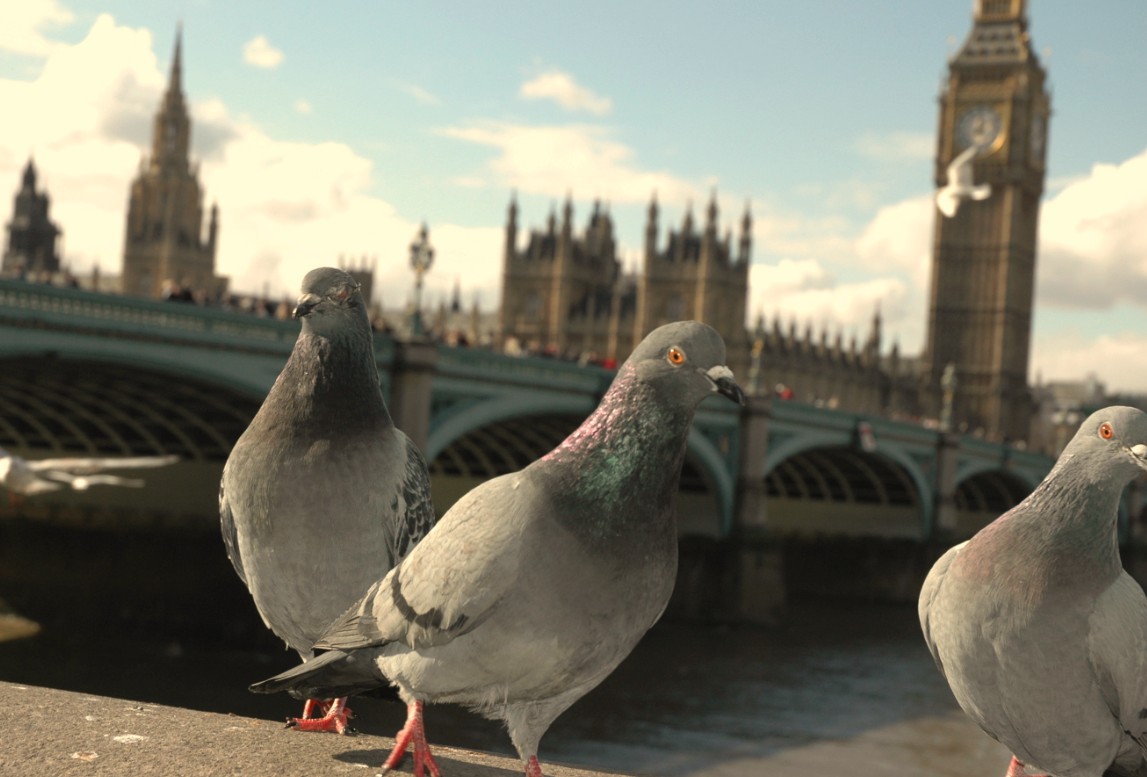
[0,279,1067,617]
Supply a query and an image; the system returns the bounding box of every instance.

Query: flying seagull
[251,320,746,777]
[920,406,1147,777]
[220,267,435,735]
[0,447,178,499]
[936,143,992,218]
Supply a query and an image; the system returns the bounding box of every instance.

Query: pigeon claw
[382,700,440,777]
[286,696,353,735]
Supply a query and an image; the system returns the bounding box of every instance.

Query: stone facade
[496,192,750,377]
[921,0,1048,443]
[121,28,225,301]
[2,159,61,277]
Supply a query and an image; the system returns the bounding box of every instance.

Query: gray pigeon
[251,320,745,777]
[221,267,435,734]
[936,142,992,218]
[920,406,1147,777]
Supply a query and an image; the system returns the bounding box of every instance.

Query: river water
[0,596,1008,776]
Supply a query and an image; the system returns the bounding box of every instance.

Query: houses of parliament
[3,1,1053,445]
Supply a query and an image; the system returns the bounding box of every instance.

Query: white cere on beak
[705,365,735,387]
[1132,443,1147,460]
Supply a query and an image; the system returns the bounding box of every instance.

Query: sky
[1,1,1145,390]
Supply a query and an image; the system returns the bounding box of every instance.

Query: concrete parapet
[0,681,626,777]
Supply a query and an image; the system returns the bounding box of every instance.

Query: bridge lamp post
[408,222,435,337]
[940,362,958,433]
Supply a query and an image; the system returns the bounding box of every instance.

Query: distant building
[2,158,62,277]
[121,27,225,300]
[497,191,751,376]
[920,0,1050,443]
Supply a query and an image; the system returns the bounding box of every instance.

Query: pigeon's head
[627,321,745,408]
[1061,406,1147,482]
[292,267,369,333]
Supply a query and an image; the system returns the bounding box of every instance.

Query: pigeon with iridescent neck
[920,406,1147,777]
[251,320,745,777]
[221,267,434,735]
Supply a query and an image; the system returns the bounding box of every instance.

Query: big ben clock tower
[921,0,1050,443]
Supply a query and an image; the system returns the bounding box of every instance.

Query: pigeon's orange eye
[1099,422,1114,440]
[667,346,686,366]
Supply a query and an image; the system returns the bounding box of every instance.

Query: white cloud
[0,14,499,309]
[242,35,283,69]
[0,0,75,56]
[400,83,440,106]
[440,121,694,204]
[1032,330,1147,393]
[1035,148,1147,310]
[747,259,910,346]
[519,70,612,116]
[294,99,312,115]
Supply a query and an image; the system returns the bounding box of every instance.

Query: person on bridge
[220,267,436,736]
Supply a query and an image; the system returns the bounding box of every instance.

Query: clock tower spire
[920,0,1049,443]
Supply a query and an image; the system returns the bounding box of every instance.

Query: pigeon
[251,320,746,777]
[0,447,178,502]
[920,406,1147,777]
[936,142,992,217]
[220,267,435,735]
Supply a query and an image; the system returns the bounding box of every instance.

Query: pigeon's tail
[249,649,386,701]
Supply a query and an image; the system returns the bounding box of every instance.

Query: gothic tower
[121,26,224,299]
[921,0,1049,442]
[497,193,626,358]
[3,158,61,276]
[635,191,751,378]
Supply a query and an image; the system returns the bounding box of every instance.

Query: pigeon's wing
[919,541,967,676]
[26,454,179,474]
[1087,571,1147,762]
[936,189,959,218]
[218,477,248,586]
[386,434,436,564]
[947,144,978,186]
[316,472,533,651]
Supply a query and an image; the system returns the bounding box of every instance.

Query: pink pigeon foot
[1005,755,1049,777]
[525,755,545,777]
[381,701,440,777]
[286,696,352,734]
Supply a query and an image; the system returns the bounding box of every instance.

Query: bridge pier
[387,338,438,451]
[726,396,786,624]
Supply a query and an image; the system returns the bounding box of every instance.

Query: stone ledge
[0,681,626,777]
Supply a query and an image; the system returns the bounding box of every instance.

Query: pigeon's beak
[292,293,321,319]
[1129,444,1147,471]
[705,365,746,406]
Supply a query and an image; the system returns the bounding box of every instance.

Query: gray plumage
[252,320,745,774]
[920,406,1147,777]
[220,267,434,662]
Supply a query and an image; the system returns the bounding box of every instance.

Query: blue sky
[1,1,1146,389]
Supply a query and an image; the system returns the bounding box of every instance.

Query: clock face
[956,105,1005,153]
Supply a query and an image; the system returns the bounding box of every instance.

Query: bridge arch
[764,445,930,539]
[0,356,261,461]
[949,464,1038,538]
[0,338,284,399]
[426,402,733,537]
